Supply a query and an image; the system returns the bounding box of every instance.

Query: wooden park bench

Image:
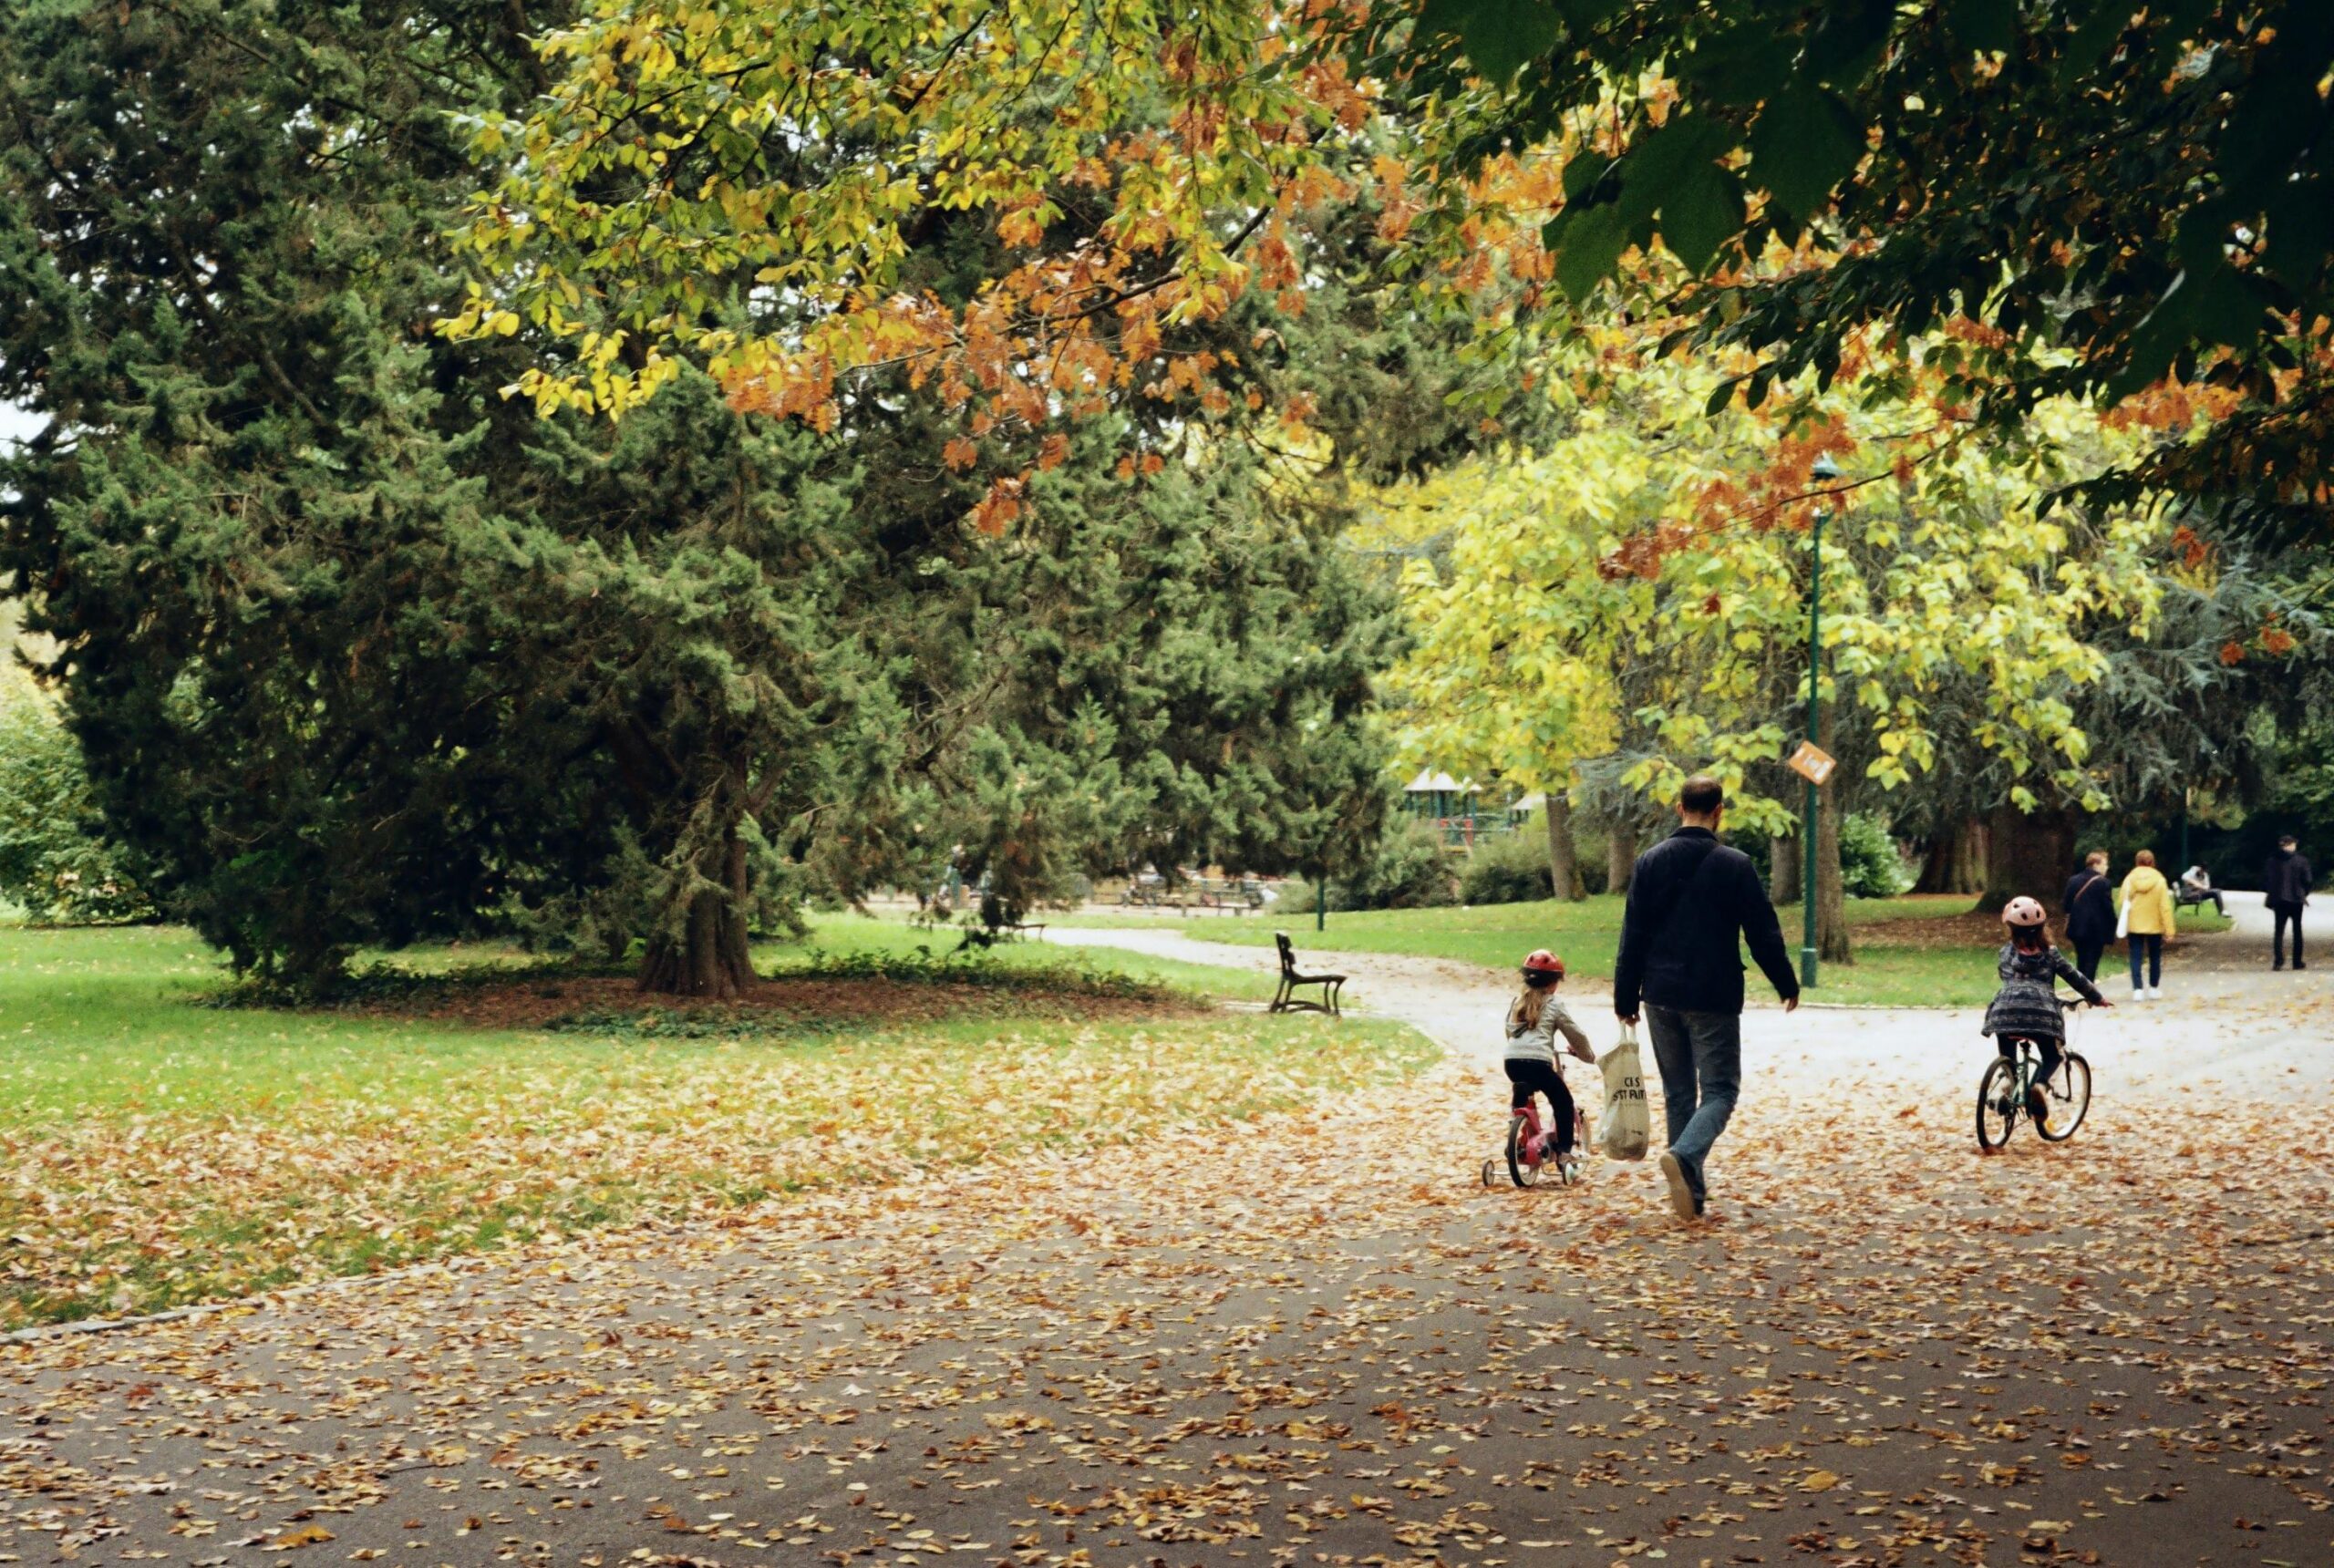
[1119,876,1171,907]
[1270,931,1346,1016]
[954,919,1047,951]
[2172,878,2225,916]
[1193,877,1266,913]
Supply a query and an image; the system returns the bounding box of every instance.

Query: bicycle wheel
[2035,1053,2091,1142]
[1481,1157,1498,1189]
[1505,1116,1543,1188]
[1976,1057,2020,1151]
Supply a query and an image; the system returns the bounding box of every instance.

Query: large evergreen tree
[0,0,596,977]
[0,0,1404,994]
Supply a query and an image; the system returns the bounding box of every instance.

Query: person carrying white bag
[1611,776,1801,1222]
[1596,1021,1651,1161]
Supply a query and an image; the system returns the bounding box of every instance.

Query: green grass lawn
[1057,893,2236,1008]
[0,922,1427,1329]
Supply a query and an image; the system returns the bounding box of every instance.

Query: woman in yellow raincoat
[2117,849,2177,1000]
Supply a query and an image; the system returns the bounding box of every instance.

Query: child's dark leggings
[1998,1036,2063,1097]
[1503,1059,1575,1153]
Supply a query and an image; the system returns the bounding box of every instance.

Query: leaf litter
[0,960,2329,1567]
[0,987,1424,1330]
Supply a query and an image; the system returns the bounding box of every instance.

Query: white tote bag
[1596,1023,1651,1161]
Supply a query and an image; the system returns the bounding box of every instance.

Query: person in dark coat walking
[1613,775,1799,1222]
[2264,834,2313,971]
[2060,850,2116,981]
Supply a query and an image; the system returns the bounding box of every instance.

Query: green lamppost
[1802,453,1842,990]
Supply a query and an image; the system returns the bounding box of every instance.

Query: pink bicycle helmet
[2001,895,2047,928]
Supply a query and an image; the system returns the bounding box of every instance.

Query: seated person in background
[2178,864,2226,914]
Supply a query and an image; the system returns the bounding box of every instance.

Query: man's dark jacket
[2062,867,2116,943]
[2264,847,2315,908]
[1614,827,1800,1016]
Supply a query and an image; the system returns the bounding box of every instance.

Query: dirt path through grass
[1048,923,2331,1101]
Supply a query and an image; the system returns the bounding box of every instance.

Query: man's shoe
[2147,985,2164,999]
[2297,960,2308,971]
[1658,1151,1699,1222]
[2275,961,2286,972]
[2132,986,2144,1001]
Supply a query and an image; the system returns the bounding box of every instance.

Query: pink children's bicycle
[1482,1098,1586,1189]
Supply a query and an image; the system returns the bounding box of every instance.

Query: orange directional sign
[1787,741,1837,787]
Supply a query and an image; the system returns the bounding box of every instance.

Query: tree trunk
[1815,779,1852,965]
[1959,819,1990,895]
[1770,826,1801,905]
[1916,816,1988,895]
[1815,707,1852,965]
[1606,814,1637,897]
[1544,789,1581,902]
[1978,802,2078,914]
[1915,821,1957,894]
[638,828,757,998]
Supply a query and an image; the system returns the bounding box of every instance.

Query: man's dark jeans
[2071,936,2106,981]
[2272,902,2307,968]
[1643,1005,1740,1198]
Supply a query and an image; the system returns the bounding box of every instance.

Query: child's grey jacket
[1504,995,1591,1065]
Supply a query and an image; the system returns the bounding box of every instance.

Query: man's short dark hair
[2282,834,2299,848]
[1678,776,1725,817]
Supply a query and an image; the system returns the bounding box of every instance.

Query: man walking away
[1613,776,1800,1222]
[2265,834,2313,971]
[2062,850,2116,981]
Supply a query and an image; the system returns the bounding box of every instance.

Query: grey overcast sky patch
[0,401,41,449]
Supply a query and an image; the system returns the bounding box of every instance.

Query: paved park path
[3,905,2329,1567]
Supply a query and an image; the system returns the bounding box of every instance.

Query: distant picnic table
[1118,875,1266,914]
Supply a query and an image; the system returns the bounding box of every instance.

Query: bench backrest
[1275,931,1297,975]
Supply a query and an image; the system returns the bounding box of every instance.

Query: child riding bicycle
[1506,949,1596,1179]
[1982,896,2111,1131]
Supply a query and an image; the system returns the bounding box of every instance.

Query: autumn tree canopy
[1371,329,2190,953]
[450,1,2334,552]
[1387,0,2334,539]
[448,4,1374,495]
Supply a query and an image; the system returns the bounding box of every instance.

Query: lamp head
[1811,454,1842,481]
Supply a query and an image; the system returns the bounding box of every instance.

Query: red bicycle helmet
[1521,948,1565,979]
[2002,895,2047,928]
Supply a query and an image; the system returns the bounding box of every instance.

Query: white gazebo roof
[1404,769,1467,794]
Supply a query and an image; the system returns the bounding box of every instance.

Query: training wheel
[1481,1158,1498,1188]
